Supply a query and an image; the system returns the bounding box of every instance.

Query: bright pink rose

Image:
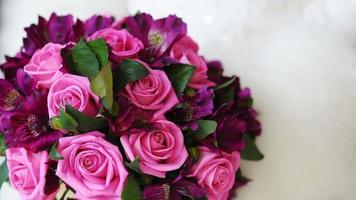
[188,147,240,200]
[120,120,188,178]
[56,132,128,200]
[171,36,216,89]
[88,28,143,61]
[47,74,99,118]
[24,43,64,89]
[6,148,58,200]
[124,62,179,118]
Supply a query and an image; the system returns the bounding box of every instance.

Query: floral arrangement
[0,13,263,200]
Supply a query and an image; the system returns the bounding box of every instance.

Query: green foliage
[190,120,217,140]
[122,175,142,200]
[165,64,195,94]
[115,59,149,91]
[241,134,264,161]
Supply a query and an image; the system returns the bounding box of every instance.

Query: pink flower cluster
[0,13,262,200]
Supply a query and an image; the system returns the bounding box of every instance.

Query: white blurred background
[1,0,356,199]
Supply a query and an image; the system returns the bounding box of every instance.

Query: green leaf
[0,134,6,155]
[86,38,109,67]
[165,64,195,94]
[65,105,108,133]
[71,40,100,79]
[122,175,142,200]
[116,59,149,91]
[190,120,217,140]
[236,169,250,183]
[214,76,237,90]
[0,160,8,190]
[187,146,200,163]
[241,134,264,161]
[49,142,63,160]
[50,107,78,131]
[125,157,141,174]
[91,63,114,111]
[214,83,235,106]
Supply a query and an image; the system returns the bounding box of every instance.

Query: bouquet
[0,13,263,200]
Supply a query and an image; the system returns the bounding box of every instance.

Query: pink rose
[124,62,179,118]
[24,43,64,89]
[88,28,143,61]
[120,120,188,178]
[56,132,128,200]
[171,36,216,89]
[47,74,99,118]
[6,148,58,200]
[188,147,240,200]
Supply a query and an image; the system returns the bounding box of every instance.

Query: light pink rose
[24,43,64,89]
[120,120,188,178]
[124,62,179,118]
[88,28,143,61]
[6,148,58,200]
[171,36,216,89]
[47,74,99,118]
[188,147,240,200]
[56,131,128,200]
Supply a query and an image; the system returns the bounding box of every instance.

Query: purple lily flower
[207,60,262,152]
[2,90,63,152]
[142,179,207,200]
[123,13,187,66]
[0,72,62,152]
[0,80,24,112]
[166,87,214,130]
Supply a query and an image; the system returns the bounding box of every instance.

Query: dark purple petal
[166,87,214,128]
[0,79,24,111]
[142,184,170,200]
[23,16,48,55]
[114,95,155,135]
[124,13,187,63]
[173,180,207,199]
[44,160,60,195]
[124,13,154,45]
[190,87,214,120]
[0,54,30,83]
[73,19,86,41]
[85,15,115,36]
[1,89,59,152]
[47,13,75,44]
[16,69,36,96]
[216,116,246,153]
[207,60,224,84]
[149,15,187,58]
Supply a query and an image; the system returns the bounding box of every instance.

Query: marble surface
[1,0,356,199]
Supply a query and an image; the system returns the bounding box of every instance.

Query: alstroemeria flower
[123,13,187,66]
[0,72,62,152]
[142,179,207,200]
[166,87,214,130]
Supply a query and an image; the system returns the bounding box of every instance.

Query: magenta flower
[207,61,262,152]
[0,71,62,152]
[3,90,62,152]
[166,87,214,130]
[123,13,187,66]
[142,179,207,200]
